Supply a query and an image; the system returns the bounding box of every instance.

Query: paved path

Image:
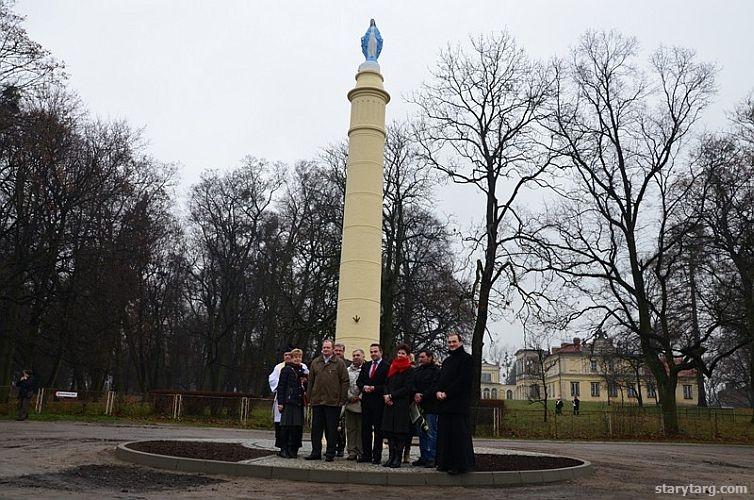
[1,420,752,498]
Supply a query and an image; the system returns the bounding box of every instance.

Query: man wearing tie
[356,343,389,464]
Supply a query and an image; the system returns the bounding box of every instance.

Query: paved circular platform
[115,438,592,486]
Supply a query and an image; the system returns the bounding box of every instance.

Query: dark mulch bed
[474,453,583,472]
[128,441,584,472]
[0,464,224,492]
[127,440,273,462]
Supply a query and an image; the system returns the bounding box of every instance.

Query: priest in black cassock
[434,332,475,475]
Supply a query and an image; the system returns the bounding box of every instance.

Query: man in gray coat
[344,349,365,460]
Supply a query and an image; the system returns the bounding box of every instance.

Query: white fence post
[104,391,115,415]
[35,388,44,413]
[240,397,248,426]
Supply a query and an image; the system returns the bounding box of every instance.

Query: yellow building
[480,362,505,400]
[509,337,700,406]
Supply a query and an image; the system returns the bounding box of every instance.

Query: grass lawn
[4,397,752,444]
[487,400,754,443]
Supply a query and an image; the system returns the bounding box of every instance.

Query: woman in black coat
[277,349,306,458]
[380,343,415,468]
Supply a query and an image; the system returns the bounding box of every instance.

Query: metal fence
[2,386,752,441]
[473,407,754,441]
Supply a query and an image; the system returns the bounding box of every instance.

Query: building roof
[550,337,583,354]
[642,357,698,378]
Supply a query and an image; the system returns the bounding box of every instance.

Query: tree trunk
[658,374,680,435]
[634,367,644,407]
[688,259,708,407]
[471,261,493,410]
[749,349,754,424]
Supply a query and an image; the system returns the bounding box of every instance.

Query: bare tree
[689,97,754,421]
[380,123,473,354]
[0,0,64,94]
[186,158,283,391]
[412,31,555,405]
[523,31,718,433]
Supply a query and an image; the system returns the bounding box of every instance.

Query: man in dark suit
[434,332,475,475]
[356,343,388,464]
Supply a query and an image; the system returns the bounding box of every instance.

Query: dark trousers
[336,415,346,454]
[16,397,31,421]
[361,406,384,460]
[279,425,303,455]
[310,405,340,458]
[436,413,475,472]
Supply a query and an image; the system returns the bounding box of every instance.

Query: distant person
[434,332,475,475]
[276,349,307,458]
[573,396,580,415]
[412,349,440,467]
[305,339,349,462]
[555,398,563,415]
[344,349,365,460]
[15,370,35,421]
[380,343,415,468]
[356,343,389,464]
[333,342,351,457]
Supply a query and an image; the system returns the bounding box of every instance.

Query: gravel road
[1,420,752,499]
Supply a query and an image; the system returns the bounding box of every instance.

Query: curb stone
[115,441,592,487]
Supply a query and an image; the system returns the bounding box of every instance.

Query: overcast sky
[17,0,754,351]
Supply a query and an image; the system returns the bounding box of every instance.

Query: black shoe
[347,455,358,461]
[278,449,291,459]
[325,456,335,462]
[304,454,322,460]
[411,459,426,466]
[336,450,344,458]
[357,456,372,463]
[424,460,435,468]
[371,456,381,465]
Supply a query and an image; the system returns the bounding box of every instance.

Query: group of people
[268,333,475,475]
[554,396,580,415]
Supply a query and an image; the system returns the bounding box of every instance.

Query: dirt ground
[0,420,752,499]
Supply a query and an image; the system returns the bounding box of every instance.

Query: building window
[570,381,580,397]
[483,388,490,399]
[590,360,597,372]
[591,382,600,397]
[683,385,693,400]
[647,383,656,398]
[506,390,513,400]
[627,384,637,398]
[608,383,618,398]
[529,384,540,399]
[491,389,498,399]
[481,372,492,383]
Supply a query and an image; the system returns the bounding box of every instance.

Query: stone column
[334,56,390,358]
